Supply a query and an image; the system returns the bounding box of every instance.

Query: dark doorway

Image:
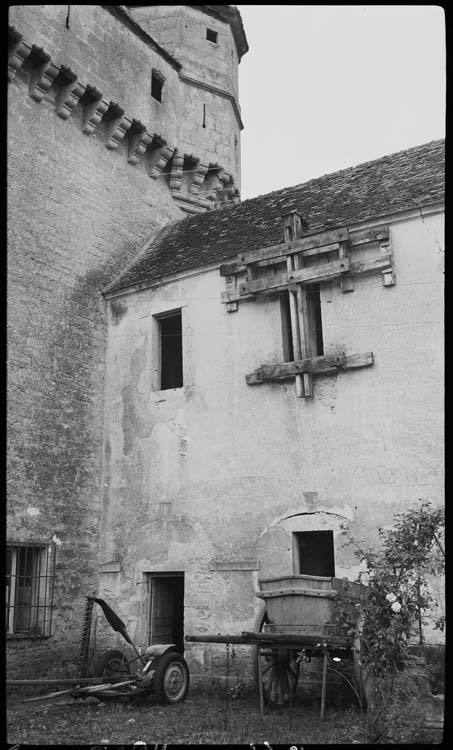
[295,530,335,577]
[148,573,185,653]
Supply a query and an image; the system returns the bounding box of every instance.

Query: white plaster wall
[101,209,444,656]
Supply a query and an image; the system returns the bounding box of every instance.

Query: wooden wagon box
[255,574,367,635]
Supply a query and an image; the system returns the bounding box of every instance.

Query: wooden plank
[219,226,387,278]
[348,252,392,275]
[246,352,373,384]
[247,354,346,383]
[349,225,389,246]
[255,588,337,598]
[287,254,304,397]
[341,351,373,369]
[222,254,392,303]
[239,272,288,296]
[292,252,313,396]
[219,243,339,277]
[185,631,351,647]
[288,258,350,285]
[237,228,349,266]
[240,631,350,647]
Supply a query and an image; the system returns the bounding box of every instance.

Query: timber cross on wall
[220,211,396,398]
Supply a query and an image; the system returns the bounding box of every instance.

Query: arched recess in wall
[256,509,355,581]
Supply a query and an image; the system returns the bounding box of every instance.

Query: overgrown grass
[8,687,367,745]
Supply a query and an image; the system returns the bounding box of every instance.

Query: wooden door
[148,574,184,652]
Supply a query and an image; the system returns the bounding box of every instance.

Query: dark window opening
[206,28,218,43]
[280,294,294,362]
[159,311,183,390]
[295,531,335,577]
[6,543,56,636]
[306,284,324,356]
[148,573,185,653]
[151,70,164,102]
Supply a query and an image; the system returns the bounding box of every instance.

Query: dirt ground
[7,687,368,746]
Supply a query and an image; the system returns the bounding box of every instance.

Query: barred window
[6,542,56,637]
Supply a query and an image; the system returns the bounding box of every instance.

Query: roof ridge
[240,138,445,205]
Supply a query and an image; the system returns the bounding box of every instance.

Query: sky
[237,5,446,200]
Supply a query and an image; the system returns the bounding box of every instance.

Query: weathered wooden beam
[237,228,349,266]
[219,226,389,278]
[219,243,339,277]
[238,273,288,296]
[221,250,393,304]
[348,252,392,276]
[185,632,350,647]
[288,258,350,286]
[349,225,389,246]
[246,352,373,384]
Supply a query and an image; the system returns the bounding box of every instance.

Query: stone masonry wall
[7,6,185,677]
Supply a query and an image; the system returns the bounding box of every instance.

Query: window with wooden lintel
[151,69,165,102]
[156,310,183,390]
[293,531,335,577]
[6,542,56,637]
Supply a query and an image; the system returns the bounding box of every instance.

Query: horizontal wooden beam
[348,252,392,276]
[222,252,393,303]
[288,258,350,285]
[237,228,349,266]
[185,632,350,647]
[219,225,389,277]
[246,352,373,384]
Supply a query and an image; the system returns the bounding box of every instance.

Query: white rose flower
[386,593,397,603]
[391,601,402,613]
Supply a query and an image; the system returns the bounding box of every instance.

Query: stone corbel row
[8,26,240,213]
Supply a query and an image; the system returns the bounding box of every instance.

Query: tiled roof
[105,138,444,295]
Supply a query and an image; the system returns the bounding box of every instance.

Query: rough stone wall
[128,4,242,186]
[7,5,186,676]
[100,210,444,682]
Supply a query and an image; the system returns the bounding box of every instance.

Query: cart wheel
[153,652,189,704]
[352,615,373,709]
[92,649,131,679]
[260,648,300,707]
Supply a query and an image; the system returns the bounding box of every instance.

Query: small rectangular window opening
[159,311,183,390]
[6,543,56,636]
[280,295,294,362]
[206,28,218,43]
[151,70,164,102]
[307,284,324,356]
[295,531,335,577]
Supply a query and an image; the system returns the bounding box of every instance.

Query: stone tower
[127,4,247,208]
[7,4,247,677]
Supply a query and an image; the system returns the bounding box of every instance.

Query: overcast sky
[237,5,445,200]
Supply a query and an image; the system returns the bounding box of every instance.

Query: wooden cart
[186,574,369,718]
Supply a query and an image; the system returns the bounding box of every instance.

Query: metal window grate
[6,542,56,637]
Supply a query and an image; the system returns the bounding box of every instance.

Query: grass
[7,687,368,745]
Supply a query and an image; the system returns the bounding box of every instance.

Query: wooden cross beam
[246,352,374,385]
